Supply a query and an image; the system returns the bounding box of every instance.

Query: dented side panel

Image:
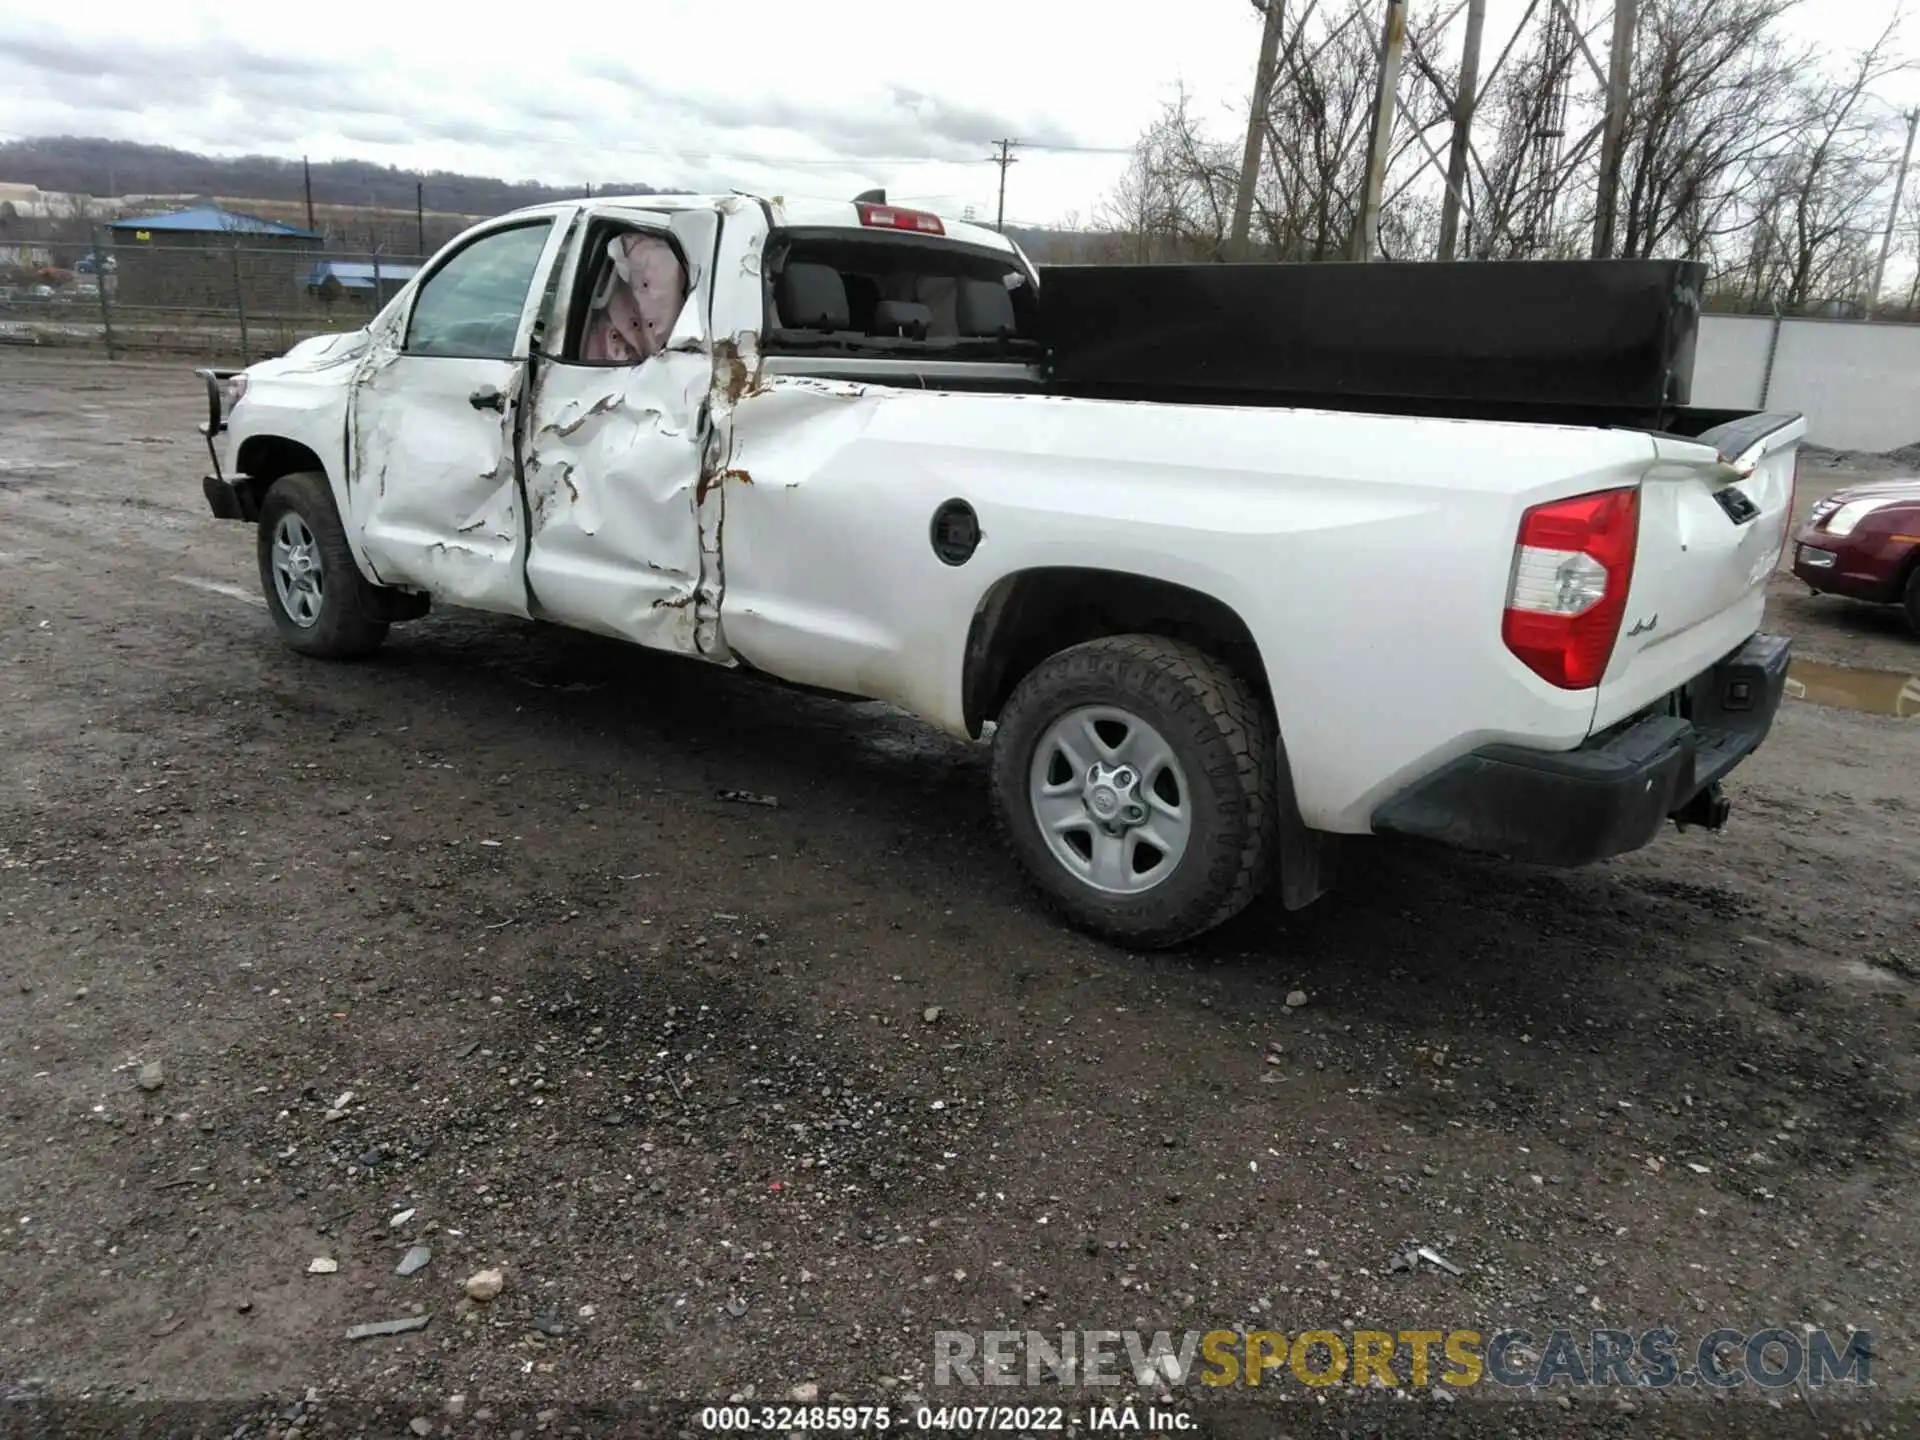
[717,384,1667,833]
[343,211,577,616]
[348,352,532,616]
[522,350,711,648]
[520,207,724,655]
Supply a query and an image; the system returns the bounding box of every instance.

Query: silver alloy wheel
[270,513,324,628]
[1028,704,1192,894]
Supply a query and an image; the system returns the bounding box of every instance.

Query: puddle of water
[1786,660,1920,719]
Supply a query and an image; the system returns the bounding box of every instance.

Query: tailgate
[1591,412,1806,733]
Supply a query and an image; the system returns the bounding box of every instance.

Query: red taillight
[855,202,945,236]
[1501,486,1641,690]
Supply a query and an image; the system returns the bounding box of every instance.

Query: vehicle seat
[957,278,1017,337]
[915,275,960,336]
[778,263,850,330]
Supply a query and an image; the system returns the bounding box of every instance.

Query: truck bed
[762,254,1741,436]
[1034,257,1708,431]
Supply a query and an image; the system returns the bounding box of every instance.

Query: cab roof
[504,193,1020,256]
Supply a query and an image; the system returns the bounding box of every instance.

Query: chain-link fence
[0,229,428,362]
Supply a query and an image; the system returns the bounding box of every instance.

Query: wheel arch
[962,567,1330,911]
[234,435,329,521]
[1900,544,1920,633]
[962,567,1273,737]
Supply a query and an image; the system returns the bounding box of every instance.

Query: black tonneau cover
[1036,259,1707,430]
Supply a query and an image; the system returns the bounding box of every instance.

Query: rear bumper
[1371,632,1790,867]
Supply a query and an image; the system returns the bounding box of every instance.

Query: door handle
[469,385,505,412]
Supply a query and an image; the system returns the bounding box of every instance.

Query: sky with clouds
[0,0,1913,227]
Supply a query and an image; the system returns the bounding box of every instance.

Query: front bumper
[204,472,260,522]
[195,366,253,521]
[1791,528,1912,601]
[1371,632,1791,868]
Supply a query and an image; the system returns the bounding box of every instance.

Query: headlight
[226,373,249,407]
[1824,499,1884,537]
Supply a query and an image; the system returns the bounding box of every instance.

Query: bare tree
[1900,179,1920,315]
[1091,0,1914,299]
[1240,0,1453,259]
[1613,0,1807,264]
[1253,2,1379,258]
[1096,88,1239,261]
[1091,1,1463,262]
[1771,21,1911,309]
[1463,1,1596,258]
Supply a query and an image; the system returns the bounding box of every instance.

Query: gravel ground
[2,355,1917,1438]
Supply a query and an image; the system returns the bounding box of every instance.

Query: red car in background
[1791,478,1920,636]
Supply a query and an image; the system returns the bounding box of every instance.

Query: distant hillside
[0,136,661,221]
[1002,225,1115,262]
[0,136,1107,260]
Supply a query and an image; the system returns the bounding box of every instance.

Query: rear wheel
[989,634,1276,948]
[1903,563,1920,637]
[257,471,389,659]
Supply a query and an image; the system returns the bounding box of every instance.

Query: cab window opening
[564,224,690,366]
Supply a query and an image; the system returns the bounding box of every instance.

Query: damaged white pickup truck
[196,192,1805,946]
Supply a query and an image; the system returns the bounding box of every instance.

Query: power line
[1015,141,1136,155]
[291,113,1130,174]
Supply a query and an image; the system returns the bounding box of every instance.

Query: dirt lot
[2,354,1917,1438]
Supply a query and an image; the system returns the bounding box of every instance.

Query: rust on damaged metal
[712,336,766,408]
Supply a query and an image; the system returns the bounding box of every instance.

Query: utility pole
[1867,108,1919,318]
[1230,0,1287,259]
[415,180,425,257]
[303,156,315,233]
[1907,199,1920,313]
[1591,0,1638,259]
[1436,0,1486,261]
[989,139,1018,232]
[1351,0,1409,262]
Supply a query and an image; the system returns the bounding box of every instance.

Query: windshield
[762,230,1040,362]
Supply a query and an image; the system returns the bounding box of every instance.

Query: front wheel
[989,635,1277,948]
[256,471,389,659]
[1903,564,1920,637]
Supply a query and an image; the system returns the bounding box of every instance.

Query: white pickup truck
[195,193,1804,947]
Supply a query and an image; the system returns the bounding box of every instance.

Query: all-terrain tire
[989,634,1278,948]
[256,471,389,659]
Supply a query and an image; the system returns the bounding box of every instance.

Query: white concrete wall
[1694,313,1920,452]
[1691,315,1775,413]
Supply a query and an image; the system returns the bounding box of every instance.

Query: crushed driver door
[348,213,572,615]
[522,205,725,657]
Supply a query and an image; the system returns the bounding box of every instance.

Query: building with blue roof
[306,259,420,306]
[109,205,322,240]
[105,203,324,313]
